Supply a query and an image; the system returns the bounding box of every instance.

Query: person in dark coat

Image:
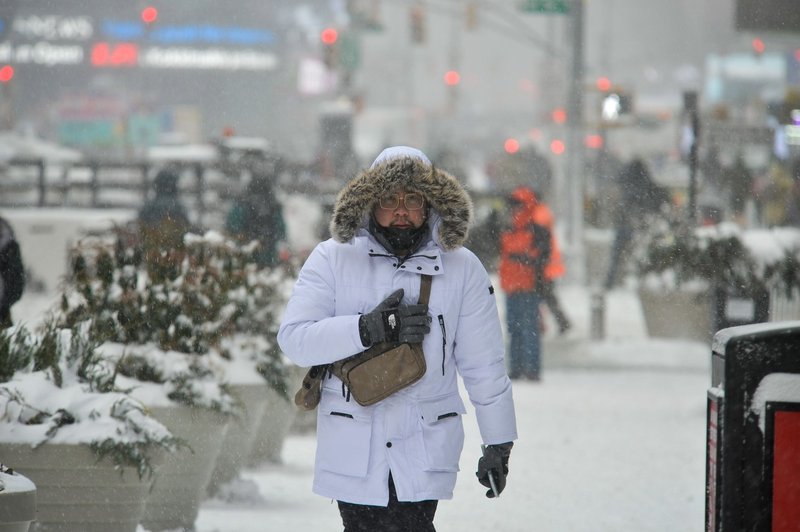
[225,169,287,267]
[604,158,670,289]
[0,216,25,328]
[138,167,191,252]
[724,155,753,224]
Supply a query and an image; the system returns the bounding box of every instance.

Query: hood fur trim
[329,156,473,251]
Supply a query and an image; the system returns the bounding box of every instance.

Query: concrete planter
[207,383,269,494]
[0,468,36,532]
[0,443,152,532]
[638,287,711,343]
[140,405,230,532]
[247,366,305,466]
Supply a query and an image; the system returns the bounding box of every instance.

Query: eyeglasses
[378,192,425,210]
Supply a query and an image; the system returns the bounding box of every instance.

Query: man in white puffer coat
[278,146,517,531]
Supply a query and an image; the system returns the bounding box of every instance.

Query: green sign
[520,0,569,14]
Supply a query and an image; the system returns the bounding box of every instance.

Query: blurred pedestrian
[531,190,571,335]
[604,158,670,290]
[226,167,287,267]
[0,215,25,328]
[785,159,800,227]
[278,146,517,531]
[138,166,191,251]
[723,155,753,226]
[752,158,792,227]
[499,186,551,380]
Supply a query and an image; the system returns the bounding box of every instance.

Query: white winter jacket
[277,148,517,505]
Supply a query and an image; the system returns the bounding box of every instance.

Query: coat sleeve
[277,242,365,367]
[0,239,24,309]
[453,251,518,445]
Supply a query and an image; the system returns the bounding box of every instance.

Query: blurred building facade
[0,0,798,173]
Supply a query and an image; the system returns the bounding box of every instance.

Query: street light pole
[565,0,585,278]
[683,90,700,225]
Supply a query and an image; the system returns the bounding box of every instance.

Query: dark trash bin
[706,321,800,532]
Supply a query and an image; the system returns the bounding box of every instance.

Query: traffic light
[465,2,479,31]
[504,138,520,154]
[443,70,461,86]
[0,65,13,84]
[551,107,567,124]
[320,27,339,69]
[601,90,633,120]
[141,6,158,24]
[410,5,426,44]
[752,37,765,55]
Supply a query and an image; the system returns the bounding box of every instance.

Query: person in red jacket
[498,186,551,380]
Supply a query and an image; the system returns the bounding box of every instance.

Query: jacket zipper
[437,314,446,376]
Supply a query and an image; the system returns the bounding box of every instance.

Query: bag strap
[418,274,432,305]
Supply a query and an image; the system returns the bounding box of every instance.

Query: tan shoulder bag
[294,275,431,409]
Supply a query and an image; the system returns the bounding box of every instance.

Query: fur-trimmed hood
[329,146,473,251]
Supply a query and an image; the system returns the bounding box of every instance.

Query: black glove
[395,304,431,344]
[358,289,431,346]
[476,442,513,498]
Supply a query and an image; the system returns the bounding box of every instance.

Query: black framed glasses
[378,192,425,210]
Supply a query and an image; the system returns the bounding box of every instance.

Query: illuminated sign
[785,125,800,146]
[141,47,277,70]
[0,41,84,66]
[0,13,279,72]
[12,16,94,41]
[101,21,275,46]
[91,42,138,67]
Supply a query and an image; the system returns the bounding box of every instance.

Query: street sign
[520,0,569,15]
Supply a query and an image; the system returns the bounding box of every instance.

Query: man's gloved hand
[476,442,513,498]
[358,289,431,346]
[395,304,430,344]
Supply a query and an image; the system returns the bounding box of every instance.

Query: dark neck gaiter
[369,217,429,257]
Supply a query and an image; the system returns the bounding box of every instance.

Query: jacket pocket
[317,406,372,477]
[418,393,467,472]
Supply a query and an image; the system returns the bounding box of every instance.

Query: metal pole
[684,91,700,225]
[565,0,586,279]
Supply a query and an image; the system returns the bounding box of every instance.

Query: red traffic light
[551,107,567,124]
[141,6,158,24]
[444,70,461,86]
[321,28,338,45]
[752,38,765,55]
[0,65,14,84]
[584,134,603,150]
[504,138,520,154]
[596,76,611,92]
[550,139,565,155]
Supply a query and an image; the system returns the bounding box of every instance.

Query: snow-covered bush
[56,227,294,404]
[636,221,800,296]
[0,323,180,479]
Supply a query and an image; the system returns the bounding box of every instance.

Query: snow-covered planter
[209,262,297,488]
[247,364,306,466]
[635,221,800,340]
[55,229,295,523]
[0,464,36,532]
[0,325,178,532]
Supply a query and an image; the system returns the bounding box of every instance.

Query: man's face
[373,189,427,229]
